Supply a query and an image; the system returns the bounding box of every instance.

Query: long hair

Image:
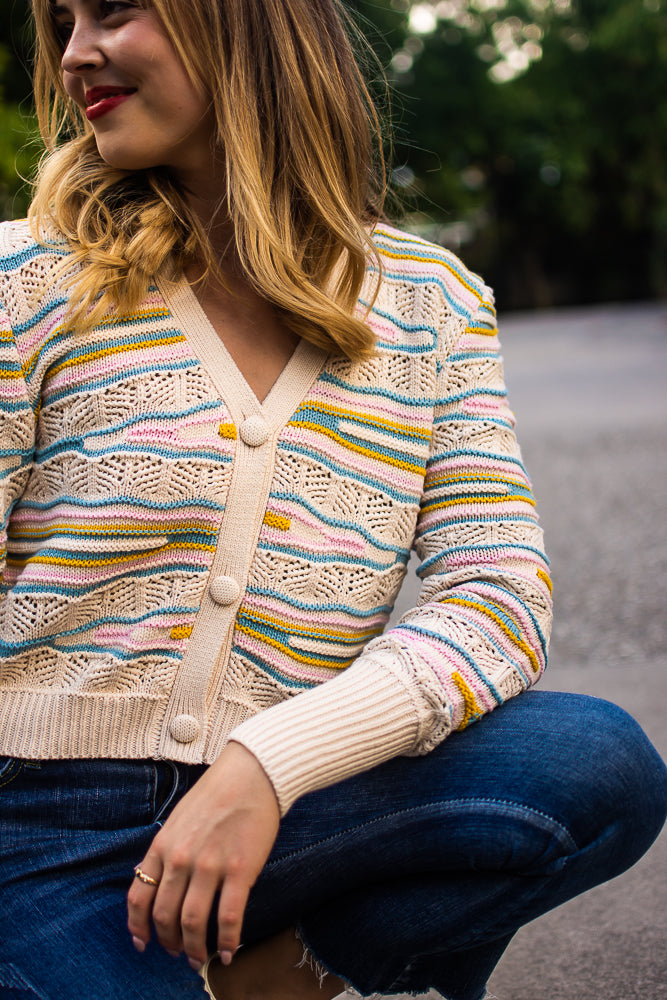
[29,0,387,359]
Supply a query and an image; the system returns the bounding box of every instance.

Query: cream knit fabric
[0,219,551,814]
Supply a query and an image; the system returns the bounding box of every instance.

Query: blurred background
[1,3,666,997]
[5,0,666,312]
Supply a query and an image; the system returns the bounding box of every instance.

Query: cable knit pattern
[0,219,551,813]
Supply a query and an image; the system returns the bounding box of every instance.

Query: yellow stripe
[239,606,377,643]
[7,540,216,568]
[97,305,171,328]
[422,494,535,513]
[429,472,527,488]
[373,246,484,300]
[537,567,553,593]
[466,324,498,337]
[218,422,237,440]
[45,334,186,378]
[263,511,291,531]
[296,400,430,441]
[291,420,425,475]
[11,521,214,538]
[170,624,193,640]
[442,596,539,674]
[236,624,353,669]
[452,670,483,730]
[24,312,177,374]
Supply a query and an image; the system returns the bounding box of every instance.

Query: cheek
[62,72,83,107]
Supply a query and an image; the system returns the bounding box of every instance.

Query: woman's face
[54,0,216,181]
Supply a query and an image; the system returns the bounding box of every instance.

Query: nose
[60,18,106,76]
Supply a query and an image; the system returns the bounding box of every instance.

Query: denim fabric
[1,692,666,1000]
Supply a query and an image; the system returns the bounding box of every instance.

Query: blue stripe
[295,404,428,443]
[417,542,548,574]
[245,584,394,619]
[0,397,33,413]
[317,371,433,408]
[0,636,182,659]
[42,357,207,404]
[5,561,208,597]
[268,491,412,554]
[292,415,427,468]
[392,614,527,682]
[278,441,419,504]
[256,538,407,571]
[16,495,226,513]
[42,329,187,379]
[433,387,507,407]
[13,297,68,338]
[426,449,527,470]
[229,644,325,690]
[35,441,233,464]
[393,622,503,701]
[0,243,60,270]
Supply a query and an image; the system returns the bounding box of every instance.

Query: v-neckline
[157,274,329,430]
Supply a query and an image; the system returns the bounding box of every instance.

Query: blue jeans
[1,692,666,1000]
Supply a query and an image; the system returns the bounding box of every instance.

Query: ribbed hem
[230,654,420,815]
[0,690,256,764]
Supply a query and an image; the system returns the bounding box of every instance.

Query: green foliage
[0,1,40,221]
[356,0,667,307]
[0,0,664,306]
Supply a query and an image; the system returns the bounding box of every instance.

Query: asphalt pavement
[385,301,667,1000]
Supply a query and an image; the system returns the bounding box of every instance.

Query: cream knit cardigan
[0,219,551,814]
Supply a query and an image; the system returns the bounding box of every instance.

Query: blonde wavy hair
[29,0,387,359]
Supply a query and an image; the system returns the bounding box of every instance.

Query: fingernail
[132,936,146,953]
[219,950,233,966]
[166,949,180,958]
[188,957,203,972]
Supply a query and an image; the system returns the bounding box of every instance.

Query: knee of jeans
[572,699,667,869]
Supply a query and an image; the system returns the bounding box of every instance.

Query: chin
[95,141,163,173]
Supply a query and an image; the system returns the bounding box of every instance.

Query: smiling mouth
[85,87,137,121]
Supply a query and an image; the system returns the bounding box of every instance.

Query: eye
[50,4,74,48]
[99,0,138,16]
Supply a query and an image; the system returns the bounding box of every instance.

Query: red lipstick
[85,86,136,121]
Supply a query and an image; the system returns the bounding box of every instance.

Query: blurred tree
[0,0,38,219]
[1,0,665,307]
[355,0,667,307]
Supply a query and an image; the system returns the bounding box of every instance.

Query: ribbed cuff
[229,653,420,815]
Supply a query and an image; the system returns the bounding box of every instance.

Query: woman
[0,1,665,998]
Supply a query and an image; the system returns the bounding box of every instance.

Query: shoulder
[369,223,495,353]
[0,217,69,271]
[0,218,71,330]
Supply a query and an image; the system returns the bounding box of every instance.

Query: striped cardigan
[0,218,551,813]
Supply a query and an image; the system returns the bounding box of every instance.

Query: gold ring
[134,865,160,887]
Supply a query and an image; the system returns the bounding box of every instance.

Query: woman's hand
[127,741,281,970]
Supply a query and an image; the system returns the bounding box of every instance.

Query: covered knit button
[209,575,241,606]
[239,416,269,447]
[169,714,201,743]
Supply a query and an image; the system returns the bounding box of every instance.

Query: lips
[85,86,137,121]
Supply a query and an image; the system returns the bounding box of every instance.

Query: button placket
[153,278,329,762]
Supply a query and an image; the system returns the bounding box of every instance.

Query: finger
[150,860,192,956]
[180,862,221,969]
[216,872,251,960]
[127,859,163,950]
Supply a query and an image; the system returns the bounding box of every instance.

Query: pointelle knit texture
[0,219,552,814]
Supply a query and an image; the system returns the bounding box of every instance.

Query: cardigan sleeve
[0,300,35,581]
[230,286,552,814]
